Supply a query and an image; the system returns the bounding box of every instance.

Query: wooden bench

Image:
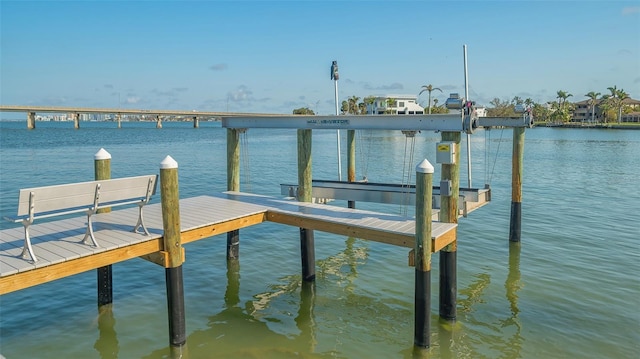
[5,175,158,262]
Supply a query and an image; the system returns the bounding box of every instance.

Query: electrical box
[436,142,456,164]
[440,180,452,197]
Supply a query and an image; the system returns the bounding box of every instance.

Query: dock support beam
[95,148,113,308]
[298,129,316,282]
[509,127,525,242]
[347,129,356,209]
[439,132,459,321]
[160,156,186,347]
[226,128,241,260]
[27,112,36,129]
[414,159,434,348]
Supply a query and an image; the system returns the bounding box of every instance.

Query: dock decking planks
[0,193,456,294]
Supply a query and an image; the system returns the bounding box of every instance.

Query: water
[0,121,638,358]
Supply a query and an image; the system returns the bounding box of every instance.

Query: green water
[0,121,638,358]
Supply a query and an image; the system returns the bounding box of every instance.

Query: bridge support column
[226,128,241,260]
[439,132,459,322]
[27,112,36,129]
[73,113,80,129]
[298,129,315,282]
[509,127,525,242]
[160,155,186,348]
[347,129,356,209]
[414,159,433,349]
[94,148,113,308]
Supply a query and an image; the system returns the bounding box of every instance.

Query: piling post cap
[160,155,178,169]
[94,148,111,160]
[416,159,434,174]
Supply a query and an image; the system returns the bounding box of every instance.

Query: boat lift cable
[357,130,372,181]
[240,129,252,192]
[400,131,417,217]
[487,126,505,186]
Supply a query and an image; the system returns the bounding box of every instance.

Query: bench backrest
[16,175,158,217]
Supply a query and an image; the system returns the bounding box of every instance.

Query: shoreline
[533,122,640,130]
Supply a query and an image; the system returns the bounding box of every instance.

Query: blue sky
[1,0,639,115]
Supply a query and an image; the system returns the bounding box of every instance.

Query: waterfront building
[367,94,425,115]
[572,97,640,123]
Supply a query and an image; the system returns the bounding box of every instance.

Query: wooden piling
[226,128,241,259]
[117,113,122,129]
[156,115,163,129]
[193,116,199,128]
[94,148,113,308]
[347,129,356,209]
[509,127,525,242]
[439,132,459,321]
[298,129,316,281]
[160,155,186,347]
[27,111,36,129]
[74,113,80,129]
[414,159,433,348]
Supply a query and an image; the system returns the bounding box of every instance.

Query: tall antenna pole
[332,60,342,181]
[463,45,472,188]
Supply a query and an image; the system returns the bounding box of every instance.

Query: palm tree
[385,98,397,114]
[347,96,360,115]
[419,84,442,114]
[556,90,573,109]
[585,91,600,123]
[616,89,630,123]
[606,86,629,123]
[363,96,376,114]
[524,98,534,109]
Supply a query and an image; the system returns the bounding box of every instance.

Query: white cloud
[209,63,228,71]
[622,6,640,15]
[362,82,404,91]
[125,96,140,104]
[227,85,253,101]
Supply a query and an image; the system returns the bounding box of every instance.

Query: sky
[1,0,639,116]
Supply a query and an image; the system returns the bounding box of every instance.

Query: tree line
[488,86,632,123]
[292,84,633,123]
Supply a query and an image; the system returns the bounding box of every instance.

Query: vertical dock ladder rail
[5,175,158,262]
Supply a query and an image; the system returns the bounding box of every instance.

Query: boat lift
[222,105,532,213]
[280,180,491,218]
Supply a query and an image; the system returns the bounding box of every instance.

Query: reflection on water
[90,235,528,359]
[94,304,119,359]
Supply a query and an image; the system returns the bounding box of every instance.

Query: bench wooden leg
[82,214,99,247]
[21,224,37,262]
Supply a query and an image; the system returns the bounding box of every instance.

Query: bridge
[0,105,287,129]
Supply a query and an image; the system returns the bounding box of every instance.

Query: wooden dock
[0,192,456,295]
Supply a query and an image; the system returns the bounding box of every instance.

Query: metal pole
[464,44,472,188]
[335,79,342,181]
